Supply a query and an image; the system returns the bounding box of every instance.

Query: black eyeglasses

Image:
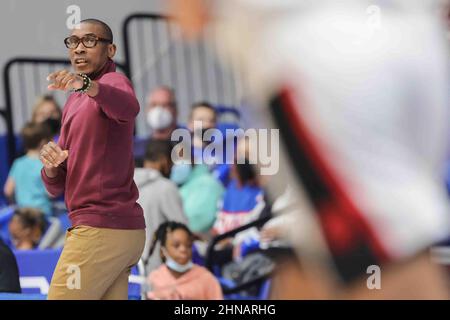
[64,34,112,49]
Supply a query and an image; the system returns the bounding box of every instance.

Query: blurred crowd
[0,86,290,299]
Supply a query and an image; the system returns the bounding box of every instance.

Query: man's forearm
[90,74,140,122]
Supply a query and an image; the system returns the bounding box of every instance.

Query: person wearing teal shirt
[179,163,224,234]
[3,122,53,216]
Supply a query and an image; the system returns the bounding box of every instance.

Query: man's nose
[74,41,86,54]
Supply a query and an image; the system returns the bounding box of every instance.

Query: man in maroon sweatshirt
[39,19,145,300]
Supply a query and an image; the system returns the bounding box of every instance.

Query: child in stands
[8,208,47,250]
[3,122,53,216]
[146,221,223,300]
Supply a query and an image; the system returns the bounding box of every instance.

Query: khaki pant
[47,225,145,300]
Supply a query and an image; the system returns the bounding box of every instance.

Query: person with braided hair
[145,221,223,300]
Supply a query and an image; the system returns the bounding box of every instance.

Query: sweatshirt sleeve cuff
[41,167,63,185]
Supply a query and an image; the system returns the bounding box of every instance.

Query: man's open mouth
[74,58,88,65]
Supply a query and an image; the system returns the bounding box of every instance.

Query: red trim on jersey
[279,86,390,261]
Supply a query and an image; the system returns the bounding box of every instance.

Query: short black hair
[144,139,173,163]
[81,18,113,42]
[189,101,216,119]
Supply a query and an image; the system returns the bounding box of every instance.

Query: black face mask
[42,118,61,136]
[236,161,257,185]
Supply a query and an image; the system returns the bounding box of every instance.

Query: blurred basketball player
[169,0,450,299]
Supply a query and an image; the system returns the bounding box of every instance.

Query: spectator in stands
[135,86,179,166]
[8,208,47,250]
[134,139,188,274]
[188,101,233,186]
[0,238,21,293]
[31,94,62,140]
[3,122,53,216]
[213,137,266,235]
[178,143,224,235]
[146,86,178,140]
[210,137,267,263]
[146,221,223,300]
[188,101,217,150]
[212,160,265,236]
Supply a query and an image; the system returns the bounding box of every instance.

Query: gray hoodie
[134,168,188,274]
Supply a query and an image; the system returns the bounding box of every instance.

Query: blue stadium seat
[14,248,61,294]
[0,135,10,206]
[240,238,261,257]
[12,248,143,299]
[192,243,205,266]
[216,122,241,137]
[215,105,241,122]
[0,206,15,246]
[0,134,24,207]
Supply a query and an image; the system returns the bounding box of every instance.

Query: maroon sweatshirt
[41,59,145,230]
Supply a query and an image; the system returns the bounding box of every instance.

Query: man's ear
[107,44,117,59]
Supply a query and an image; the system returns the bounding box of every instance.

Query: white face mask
[170,163,192,186]
[162,248,193,273]
[147,106,173,130]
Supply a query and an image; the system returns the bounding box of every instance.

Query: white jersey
[210,0,450,282]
